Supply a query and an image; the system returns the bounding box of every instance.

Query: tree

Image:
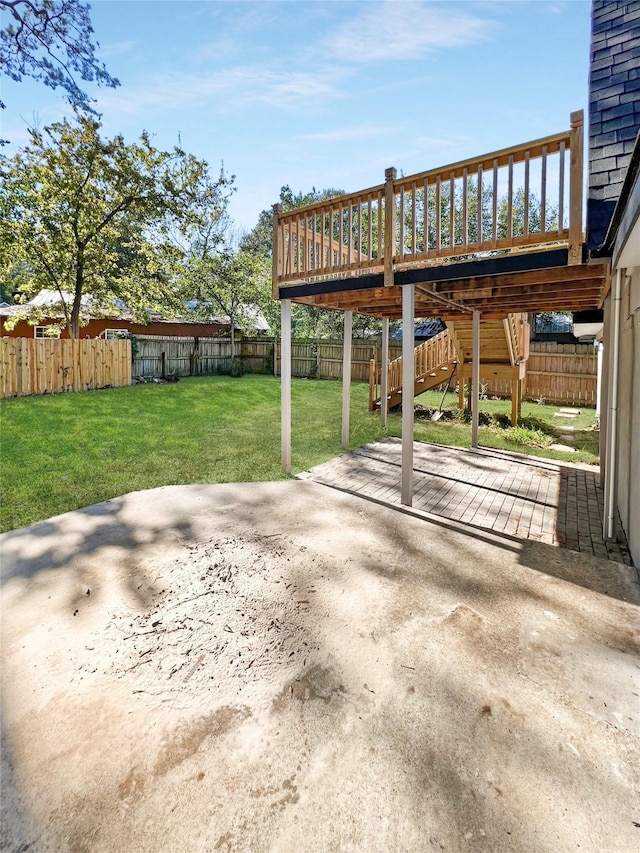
[401,177,557,255]
[0,260,30,303]
[240,184,382,340]
[186,249,270,373]
[0,0,119,115]
[0,112,233,336]
[240,185,346,257]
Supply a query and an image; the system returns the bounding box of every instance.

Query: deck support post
[510,378,519,426]
[281,298,292,473]
[342,311,353,449]
[471,309,480,449]
[401,284,415,506]
[381,317,389,428]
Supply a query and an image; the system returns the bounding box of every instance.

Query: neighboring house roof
[184,300,270,333]
[0,290,273,331]
[391,319,445,341]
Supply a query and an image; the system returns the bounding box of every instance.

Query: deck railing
[368,328,457,409]
[504,313,530,366]
[273,111,583,294]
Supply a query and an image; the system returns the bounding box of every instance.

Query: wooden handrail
[369,328,456,407]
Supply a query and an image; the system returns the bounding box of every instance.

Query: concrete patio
[1,480,639,852]
[304,438,633,565]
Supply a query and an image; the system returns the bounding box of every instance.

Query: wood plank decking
[303,438,632,566]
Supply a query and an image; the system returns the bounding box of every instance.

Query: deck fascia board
[280,249,569,301]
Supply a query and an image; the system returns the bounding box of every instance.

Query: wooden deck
[273,110,609,318]
[304,439,632,565]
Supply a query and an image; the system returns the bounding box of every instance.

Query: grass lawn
[0,375,598,532]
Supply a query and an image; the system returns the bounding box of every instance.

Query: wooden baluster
[540,145,547,234]
[328,205,334,271]
[423,178,429,255]
[524,151,530,237]
[285,219,293,275]
[349,201,356,264]
[477,163,483,247]
[436,175,442,254]
[356,197,362,264]
[338,204,343,269]
[411,181,417,258]
[367,193,373,261]
[558,141,565,233]
[462,167,468,249]
[507,155,514,240]
[296,217,301,275]
[399,186,405,257]
[492,158,498,246]
[377,190,383,261]
[449,172,455,249]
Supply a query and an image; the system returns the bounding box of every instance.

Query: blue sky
[1,0,591,232]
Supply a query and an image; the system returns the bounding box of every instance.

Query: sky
[1,0,592,232]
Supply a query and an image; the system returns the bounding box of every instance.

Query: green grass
[0,376,598,532]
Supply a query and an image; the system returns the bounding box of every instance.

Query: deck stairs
[369,328,458,411]
[369,314,530,416]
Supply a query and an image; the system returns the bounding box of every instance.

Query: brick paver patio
[304,438,633,565]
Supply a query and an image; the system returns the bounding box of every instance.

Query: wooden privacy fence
[466,342,597,406]
[137,336,596,407]
[132,336,276,377]
[2,336,594,406]
[1,338,131,399]
[274,340,403,382]
[132,336,403,382]
[524,342,598,405]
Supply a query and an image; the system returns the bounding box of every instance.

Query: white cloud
[96,66,342,116]
[324,1,492,63]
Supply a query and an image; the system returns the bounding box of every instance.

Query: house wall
[0,317,230,339]
[616,269,640,566]
[588,0,640,249]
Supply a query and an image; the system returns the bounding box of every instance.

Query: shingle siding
[588,1,640,248]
